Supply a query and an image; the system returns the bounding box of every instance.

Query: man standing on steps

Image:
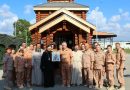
[60,42,73,87]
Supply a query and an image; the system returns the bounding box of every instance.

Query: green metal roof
[0,34,24,48]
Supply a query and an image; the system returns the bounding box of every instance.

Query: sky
[0,0,130,41]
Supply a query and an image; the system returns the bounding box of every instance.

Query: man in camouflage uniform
[24,44,34,87]
[60,42,73,87]
[93,44,105,89]
[82,43,94,88]
[105,45,116,90]
[3,48,14,90]
[14,49,25,89]
[115,43,126,90]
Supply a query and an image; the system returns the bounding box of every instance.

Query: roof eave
[39,14,90,33]
[29,8,95,31]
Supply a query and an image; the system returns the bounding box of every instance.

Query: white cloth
[71,50,83,85]
[32,49,44,85]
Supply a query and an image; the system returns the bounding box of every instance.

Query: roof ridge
[34,2,89,8]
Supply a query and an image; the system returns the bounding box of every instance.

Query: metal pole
[14,22,16,37]
[95,15,98,42]
[26,29,28,45]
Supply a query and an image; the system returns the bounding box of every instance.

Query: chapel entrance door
[53,31,74,49]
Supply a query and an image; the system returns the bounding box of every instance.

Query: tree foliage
[13,19,31,45]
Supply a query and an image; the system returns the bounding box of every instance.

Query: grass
[124,49,130,54]
[113,48,130,54]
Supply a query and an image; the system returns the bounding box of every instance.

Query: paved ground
[0,54,130,90]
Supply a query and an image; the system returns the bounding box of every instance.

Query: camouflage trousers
[106,70,114,86]
[4,70,13,88]
[24,68,32,85]
[16,71,24,86]
[94,69,104,86]
[84,68,93,85]
[61,64,71,86]
[116,68,125,86]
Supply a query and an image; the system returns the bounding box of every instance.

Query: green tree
[13,19,31,45]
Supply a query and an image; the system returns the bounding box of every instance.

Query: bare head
[34,45,36,50]
[22,42,26,49]
[59,45,62,50]
[51,43,57,50]
[62,42,67,50]
[94,42,99,48]
[36,43,41,49]
[81,44,85,50]
[96,44,101,52]
[29,44,34,50]
[47,45,52,51]
[74,45,79,51]
[85,43,90,50]
[12,49,15,54]
[18,49,24,56]
[107,45,112,52]
[115,43,120,50]
[94,42,98,46]
[6,47,12,54]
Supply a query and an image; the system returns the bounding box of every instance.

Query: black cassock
[40,51,55,87]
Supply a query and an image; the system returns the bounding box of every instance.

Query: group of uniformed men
[2,42,126,90]
[3,43,34,89]
[60,42,126,90]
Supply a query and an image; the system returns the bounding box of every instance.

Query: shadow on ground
[124,74,130,77]
[0,79,106,90]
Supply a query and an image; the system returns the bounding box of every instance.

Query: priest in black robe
[40,46,55,87]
